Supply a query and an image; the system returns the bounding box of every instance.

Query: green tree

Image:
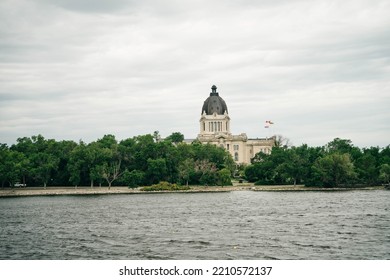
[30,152,59,188]
[155,141,180,183]
[193,143,234,172]
[132,134,156,171]
[165,132,184,144]
[277,147,306,186]
[326,138,354,154]
[122,169,145,188]
[313,153,356,187]
[146,158,168,184]
[379,145,390,165]
[195,159,218,186]
[0,144,9,187]
[101,160,122,189]
[86,142,105,187]
[218,168,232,186]
[379,164,390,184]
[248,147,290,184]
[355,149,379,185]
[51,140,77,186]
[178,158,195,186]
[11,136,36,186]
[244,159,275,184]
[0,147,29,187]
[68,141,90,187]
[96,135,123,189]
[28,136,60,188]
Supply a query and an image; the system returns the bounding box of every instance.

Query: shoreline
[0,185,385,197]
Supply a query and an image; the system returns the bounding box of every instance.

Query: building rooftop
[201,85,228,115]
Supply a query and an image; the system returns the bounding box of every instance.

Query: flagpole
[264,120,274,140]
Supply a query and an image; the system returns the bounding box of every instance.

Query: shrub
[140,181,190,191]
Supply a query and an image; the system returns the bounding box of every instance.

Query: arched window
[234,152,239,161]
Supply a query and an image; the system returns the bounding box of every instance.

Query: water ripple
[0,190,389,259]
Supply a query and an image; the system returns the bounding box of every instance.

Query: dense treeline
[1,134,389,188]
[245,138,390,187]
[0,133,235,188]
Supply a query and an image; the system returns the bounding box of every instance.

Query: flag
[265,120,274,128]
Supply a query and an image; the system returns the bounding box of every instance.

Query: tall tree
[68,141,88,187]
[218,168,232,187]
[313,153,356,187]
[96,135,123,188]
[277,147,306,186]
[355,148,379,185]
[379,164,390,184]
[0,148,28,187]
[28,135,60,188]
[146,158,168,184]
[178,158,195,186]
[195,159,218,186]
[165,132,184,144]
[101,160,122,189]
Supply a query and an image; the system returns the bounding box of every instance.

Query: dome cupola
[201,85,228,115]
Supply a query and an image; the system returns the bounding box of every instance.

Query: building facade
[197,85,274,165]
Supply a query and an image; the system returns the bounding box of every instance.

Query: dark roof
[201,85,228,115]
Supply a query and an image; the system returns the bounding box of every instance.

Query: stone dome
[201,85,228,115]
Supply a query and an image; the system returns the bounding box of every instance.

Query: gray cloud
[1,0,389,147]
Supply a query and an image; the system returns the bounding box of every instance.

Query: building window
[234,144,239,151]
[227,144,230,150]
[234,152,239,161]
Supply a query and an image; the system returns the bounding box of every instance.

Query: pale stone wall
[197,93,274,164]
[197,131,274,165]
[199,112,230,135]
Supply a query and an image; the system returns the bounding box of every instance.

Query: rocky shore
[0,184,385,197]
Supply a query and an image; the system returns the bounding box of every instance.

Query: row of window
[221,144,270,162]
[222,144,239,151]
[219,143,240,161]
[203,121,228,132]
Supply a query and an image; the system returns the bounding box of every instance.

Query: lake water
[0,190,389,259]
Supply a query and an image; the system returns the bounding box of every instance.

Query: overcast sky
[1,0,389,148]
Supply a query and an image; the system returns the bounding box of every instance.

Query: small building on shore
[197,85,275,165]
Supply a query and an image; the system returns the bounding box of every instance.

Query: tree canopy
[1,133,234,188]
[1,135,388,188]
[245,137,390,187]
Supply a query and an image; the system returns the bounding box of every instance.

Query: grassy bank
[0,185,385,197]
